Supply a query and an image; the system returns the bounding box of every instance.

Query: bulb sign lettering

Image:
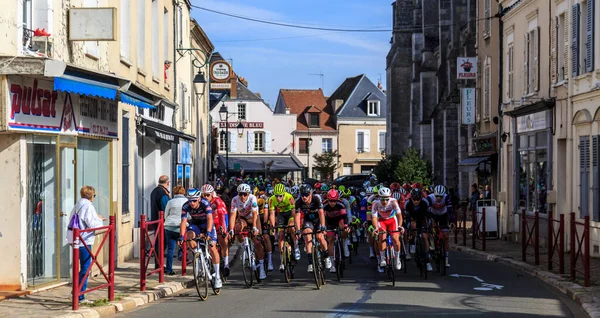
[210,61,232,81]
[461,88,475,125]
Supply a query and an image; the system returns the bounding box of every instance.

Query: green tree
[313,150,341,181]
[394,147,432,185]
[373,152,402,184]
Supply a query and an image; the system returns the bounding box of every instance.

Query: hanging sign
[210,61,232,82]
[457,57,478,79]
[461,88,476,125]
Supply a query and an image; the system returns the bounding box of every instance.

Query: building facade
[275,89,338,181]
[329,74,387,176]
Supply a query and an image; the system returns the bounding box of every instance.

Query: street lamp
[218,105,245,181]
[193,71,207,84]
[303,111,314,179]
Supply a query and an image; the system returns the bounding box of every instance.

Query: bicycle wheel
[241,245,253,288]
[193,252,208,301]
[282,243,291,283]
[220,257,228,282]
[400,238,407,274]
[311,245,321,289]
[251,243,262,284]
[439,239,447,276]
[209,262,221,295]
[335,241,342,281]
[418,239,428,280]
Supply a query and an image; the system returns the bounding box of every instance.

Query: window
[367,101,380,116]
[579,0,595,74]
[237,103,246,120]
[151,0,159,77]
[149,103,165,121]
[378,131,386,153]
[219,131,227,151]
[557,14,566,81]
[322,138,332,153]
[484,58,491,120]
[164,8,169,77]
[309,113,320,127]
[179,82,187,128]
[120,0,130,59]
[343,163,352,175]
[525,27,539,94]
[138,0,145,67]
[356,130,370,152]
[507,42,514,100]
[580,1,588,75]
[299,138,309,154]
[84,0,99,58]
[177,5,182,48]
[254,132,265,151]
[122,113,130,215]
[484,0,491,37]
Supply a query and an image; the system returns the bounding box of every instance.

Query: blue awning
[120,91,156,109]
[54,75,119,100]
[458,156,489,172]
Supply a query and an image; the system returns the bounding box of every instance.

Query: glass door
[59,146,76,280]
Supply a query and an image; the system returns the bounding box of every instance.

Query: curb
[54,245,242,318]
[452,244,600,318]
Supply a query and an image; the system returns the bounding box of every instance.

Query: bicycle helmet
[398,187,408,195]
[412,182,422,190]
[434,185,447,196]
[326,189,340,201]
[187,188,201,199]
[378,187,392,198]
[410,188,422,201]
[366,186,374,195]
[273,183,286,196]
[338,185,346,192]
[237,183,251,194]
[321,184,330,191]
[392,191,401,200]
[372,185,380,194]
[402,183,411,192]
[290,185,300,197]
[201,184,214,194]
[390,182,401,191]
[343,189,351,197]
[299,184,313,195]
[314,182,322,190]
[267,188,274,196]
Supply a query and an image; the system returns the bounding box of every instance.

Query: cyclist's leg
[234,219,247,244]
[288,215,300,260]
[250,219,265,260]
[440,213,450,265]
[261,218,273,269]
[204,227,222,283]
[325,218,336,258]
[302,221,314,266]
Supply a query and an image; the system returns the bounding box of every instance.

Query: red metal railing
[454,204,467,246]
[72,216,115,310]
[569,212,590,287]
[472,207,486,251]
[547,213,565,273]
[140,212,164,291]
[181,240,188,276]
[521,210,540,265]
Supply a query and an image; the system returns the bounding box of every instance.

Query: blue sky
[191,0,392,107]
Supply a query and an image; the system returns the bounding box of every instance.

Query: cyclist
[257,193,274,271]
[405,188,432,272]
[371,187,404,272]
[322,189,350,273]
[228,183,267,280]
[427,185,453,268]
[296,184,331,272]
[268,183,301,272]
[361,186,376,258]
[201,184,231,277]
[290,185,300,200]
[180,188,222,288]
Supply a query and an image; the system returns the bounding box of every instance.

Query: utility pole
[309,72,324,91]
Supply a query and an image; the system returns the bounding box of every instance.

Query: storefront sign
[7,76,118,138]
[461,88,476,125]
[210,83,232,89]
[517,111,547,133]
[185,165,191,179]
[210,61,232,82]
[178,139,193,164]
[219,122,264,129]
[177,165,183,180]
[457,57,478,79]
[473,137,497,154]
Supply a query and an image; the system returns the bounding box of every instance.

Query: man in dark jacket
[150,175,171,225]
[469,183,480,213]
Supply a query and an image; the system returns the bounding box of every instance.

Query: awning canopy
[142,119,181,144]
[217,155,304,172]
[119,83,159,109]
[54,73,120,100]
[458,156,489,172]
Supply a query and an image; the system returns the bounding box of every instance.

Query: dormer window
[367,100,380,116]
[309,113,319,127]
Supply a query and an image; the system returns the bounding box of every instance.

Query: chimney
[377,81,383,91]
[285,107,290,114]
[229,78,237,99]
[332,99,344,113]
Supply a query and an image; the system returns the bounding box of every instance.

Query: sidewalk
[0,245,239,318]
[451,236,600,318]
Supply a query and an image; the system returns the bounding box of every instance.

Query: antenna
[309,71,324,91]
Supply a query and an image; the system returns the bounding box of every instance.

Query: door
[343,164,352,175]
[59,146,76,279]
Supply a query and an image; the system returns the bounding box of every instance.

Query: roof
[329,74,387,118]
[276,89,335,131]
[236,81,262,101]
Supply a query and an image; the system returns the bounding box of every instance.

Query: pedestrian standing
[163,186,187,275]
[71,186,106,303]
[150,175,171,269]
[470,183,480,214]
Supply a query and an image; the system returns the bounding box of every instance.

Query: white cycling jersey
[230,194,258,219]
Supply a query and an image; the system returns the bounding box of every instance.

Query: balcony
[22,28,53,58]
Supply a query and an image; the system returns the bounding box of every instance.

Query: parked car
[333,174,377,188]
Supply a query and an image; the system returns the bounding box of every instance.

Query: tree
[313,151,340,181]
[394,147,432,185]
[373,152,402,184]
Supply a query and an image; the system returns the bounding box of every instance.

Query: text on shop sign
[10,79,59,119]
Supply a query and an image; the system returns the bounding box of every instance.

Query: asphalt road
[127,243,586,318]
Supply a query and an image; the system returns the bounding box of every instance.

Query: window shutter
[580,136,590,218]
[247,131,254,152]
[551,17,558,84]
[484,61,490,119]
[363,130,371,152]
[508,44,514,99]
[572,3,580,77]
[534,27,540,91]
[564,10,570,80]
[229,131,237,152]
[586,0,595,73]
[524,33,530,95]
[593,135,600,221]
[122,116,129,214]
[356,132,364,152]
[265,131,272,152]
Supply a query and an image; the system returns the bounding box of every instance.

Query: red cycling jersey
[211,196,228,231]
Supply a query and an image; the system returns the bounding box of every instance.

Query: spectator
[484,184,492,200]
[470,183,480,212]
[150,175,170,269]
[71,185,106,303]
[163,186,187,275]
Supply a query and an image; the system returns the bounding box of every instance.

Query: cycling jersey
[230,194,258,220]
[295,195,323,222]
[427,193,453,216]
[182,198,213,227]
[359,197,368,221]
[371,198,401,220]
[341,197,353,224]
[268,193,295,213]
[210,196,228,231]
[323,200,348,230]
[405,199,430,230]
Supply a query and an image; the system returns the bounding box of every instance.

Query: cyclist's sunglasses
[189,198,200,203]
[301,193,310,197]
[239,192,249,197]
[380,197,390,202]
[275,194,283,198]
[202,193,212,198]
[435,195,443,198]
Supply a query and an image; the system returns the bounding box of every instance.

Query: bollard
[159,211,165,283]
[482,208,486,251]
[72,228,80,311]
[534,212,539,265]
[109,216,115,301]
[570,212,575,281]
[140,214,147,291]
[462,206,467,246]
[548,213,554,271]
[584,215,590,287]
[472,207,476,249]
[559,214,565,274]
[522,210,527,262]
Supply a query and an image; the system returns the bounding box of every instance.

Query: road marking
[450,273,504,291]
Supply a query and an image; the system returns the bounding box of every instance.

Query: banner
[461,88,476,125]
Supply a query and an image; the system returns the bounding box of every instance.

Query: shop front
[6,74,118,288]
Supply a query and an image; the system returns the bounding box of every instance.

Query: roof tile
[278,89,335,131]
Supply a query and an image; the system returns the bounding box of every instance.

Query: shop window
[77,138,111,219]
[149,103,165,121]
[518,131,549,214]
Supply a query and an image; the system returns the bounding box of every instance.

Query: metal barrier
[521,210,540,265]
[569,212,590,287]
[547,213,565,273]
[472,207,486,251]
[454,205,467,246]
[140,212,165,291]
[181,240,188,276]
[72,216,115,310]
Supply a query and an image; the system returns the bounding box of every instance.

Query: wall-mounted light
[501,132,510,143]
